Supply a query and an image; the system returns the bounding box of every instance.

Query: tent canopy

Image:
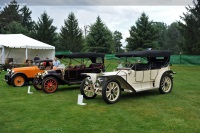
[0,34,55,64]
[0,34,55,49]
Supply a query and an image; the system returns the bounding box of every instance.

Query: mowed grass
[0,62,200,133]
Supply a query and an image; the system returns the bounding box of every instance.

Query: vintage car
[5,59,53,87]
[80,50,176,104]
[33,52,105,93]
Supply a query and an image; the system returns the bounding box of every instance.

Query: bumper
[5,74,12,83]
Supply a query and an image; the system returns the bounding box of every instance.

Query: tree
[59,12,83,52]
[2,21,29,35]
[19,5,34,31]
[86,16,114,53]
[152,22,168,49]
[33,12,57,46]
[126,12,158,51]
[163,22,183,54]
[179,0,200,54]
[113,31,123,53]
[0,0,21,33]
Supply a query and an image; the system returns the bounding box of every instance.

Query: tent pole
[2,45,5,64]
[25,46,28,60]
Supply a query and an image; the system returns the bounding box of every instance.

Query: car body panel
[33,52,105,93]
[80,50,175,104]
[5,59,53,86]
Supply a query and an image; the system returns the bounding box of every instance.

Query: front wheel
[33,78,42,90]
[102,80,121,104]
[42,77,58,93]
[80,78,97,99]
[159,74,173,94]
[12,74,26,87]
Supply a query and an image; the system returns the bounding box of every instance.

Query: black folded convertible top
[34,59,53,63]
[56,52,105,59]
[115,50,171,57]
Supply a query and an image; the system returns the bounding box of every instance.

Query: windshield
[117,57,148,69]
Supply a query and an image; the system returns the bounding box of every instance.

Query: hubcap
[162,76,171,92]
[44,78,57,92]
[84,79,95,97]
[14,76,24,86]
[106,82,120,102]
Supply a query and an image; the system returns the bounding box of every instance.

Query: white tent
[0,34,55,64]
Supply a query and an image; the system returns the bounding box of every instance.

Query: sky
[0,0,194,46]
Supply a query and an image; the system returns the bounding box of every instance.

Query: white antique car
[80,50,175,104]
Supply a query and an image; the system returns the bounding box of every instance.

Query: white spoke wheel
[80,78,97,99]
[102,80,121,104]
[159,75,173,94]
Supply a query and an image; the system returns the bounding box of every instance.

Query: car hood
[12,66,38,72]
[101,70,127,77]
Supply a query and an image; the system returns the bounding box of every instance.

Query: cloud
[0,2,188,46]
[28,6,187,46]
[0,0,193,6]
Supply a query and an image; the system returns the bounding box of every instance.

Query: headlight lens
[41,71,48,78]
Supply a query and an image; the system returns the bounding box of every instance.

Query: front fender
[11,72,27,79]
[155,70,175,88]
[100,75,136,93]
[81,73,99,84]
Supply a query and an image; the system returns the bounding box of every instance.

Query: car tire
[12,74,26,87]
[102,79,121,104]
[80,78,97,99]
[42,77,58,93]
[33,78,42,90]
[159,74,173,94]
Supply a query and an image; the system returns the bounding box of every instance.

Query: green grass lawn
[0,63,200,133]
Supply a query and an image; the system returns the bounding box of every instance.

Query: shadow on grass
[82,90,162,105]
[120,89,161,100]
[56,85,80,92]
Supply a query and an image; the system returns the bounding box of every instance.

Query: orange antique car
[4,59,53,87]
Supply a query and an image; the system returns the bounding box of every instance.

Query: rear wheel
[80,78,97,99]
[42,77,58,93]
[102,80,121,104]
[12,74,26,87]
[33,78,42,90]
[159,74,173,94]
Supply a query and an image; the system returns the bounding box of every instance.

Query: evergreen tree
[19,5,34,31]
[86,16,114,53]
[0,0,21,33]
[33,12,57,46]
[59,12,83,52]
[113,30,123,53]
[126,12,158,51]
[2,21,29,35]
[152,22,167,50]
[179,0,200,54]
[163,22,183,54]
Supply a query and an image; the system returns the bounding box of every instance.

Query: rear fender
[155,70,174,88]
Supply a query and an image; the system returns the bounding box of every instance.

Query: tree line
[0,0,200,55]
